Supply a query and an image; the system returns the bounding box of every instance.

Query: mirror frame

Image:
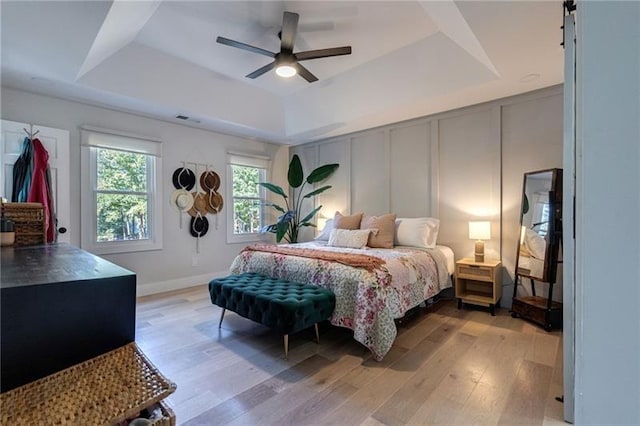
[514,168,563,284]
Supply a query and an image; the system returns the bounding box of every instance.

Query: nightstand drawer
[457,265,493,281]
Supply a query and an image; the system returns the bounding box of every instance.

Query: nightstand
[455,258,502,316]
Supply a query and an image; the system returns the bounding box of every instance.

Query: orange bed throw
[242,244,386,272]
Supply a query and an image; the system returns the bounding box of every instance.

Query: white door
[1,119,71,243]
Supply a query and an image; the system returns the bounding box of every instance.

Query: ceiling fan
[216,11,352,83]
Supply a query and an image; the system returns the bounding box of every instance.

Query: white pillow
[524,228,546,259]
[327,228,371,249]
[394,217,440,249]
[314,219,334,241]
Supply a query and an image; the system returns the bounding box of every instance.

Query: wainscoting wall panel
[437,107,500,261]
[351,131,388,215]
[317,138,350,220]
[389,122,431,217]
[293,85,563,307]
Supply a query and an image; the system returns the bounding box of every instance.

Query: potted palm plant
[260,154,338,243]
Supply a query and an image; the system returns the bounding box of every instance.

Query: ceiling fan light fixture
[217,11,351,83]
[275,64,297,78]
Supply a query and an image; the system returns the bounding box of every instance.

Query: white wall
[438,107,501,262]
[294,86,563,307]
[574,1,640,423]
[0,87,288,295]
[502,94,564,299]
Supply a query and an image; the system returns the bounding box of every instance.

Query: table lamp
[469,221,491,262]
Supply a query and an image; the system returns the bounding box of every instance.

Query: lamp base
[474,241,485,263]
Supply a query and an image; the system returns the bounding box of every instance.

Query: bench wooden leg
[314,323,320,344]
[218,308,226,329]
[283,334,289,360]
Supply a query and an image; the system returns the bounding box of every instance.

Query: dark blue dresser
[1,243,136,392]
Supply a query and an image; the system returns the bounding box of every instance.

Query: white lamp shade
[469,221,491,240]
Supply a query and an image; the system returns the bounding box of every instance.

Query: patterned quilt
[229,242,451,360]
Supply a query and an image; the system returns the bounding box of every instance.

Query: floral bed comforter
[229,241,451,360]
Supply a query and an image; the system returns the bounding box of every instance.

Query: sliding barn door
[562,12,576,424]
[1,119,71,243]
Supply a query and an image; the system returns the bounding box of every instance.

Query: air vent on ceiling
[175,114,201,124]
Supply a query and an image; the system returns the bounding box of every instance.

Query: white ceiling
[1,1,564,145]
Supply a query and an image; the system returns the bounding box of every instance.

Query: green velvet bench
[208,273,335,359]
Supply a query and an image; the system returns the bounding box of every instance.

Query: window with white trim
[81,127,163,254]
[226,153,269,243]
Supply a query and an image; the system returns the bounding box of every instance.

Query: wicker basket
[0,343,177,425]
[149,400,176,426]
[0,202,46,246]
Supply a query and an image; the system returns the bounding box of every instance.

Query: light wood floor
[136,285,565,425]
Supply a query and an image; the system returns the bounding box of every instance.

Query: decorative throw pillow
[327,228,371,249]
[314,219,334,241]
[360,213,397,248]
[333,211,363,230]
[395,217,440,248]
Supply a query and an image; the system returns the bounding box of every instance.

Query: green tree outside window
[231,164,264,234]
[96,148,150,242]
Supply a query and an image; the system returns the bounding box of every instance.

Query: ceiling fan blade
[295,63,318,83]
[295,46,352,61]
[280,12,299,52]
[246,61,276,79]
[216,36,276,58]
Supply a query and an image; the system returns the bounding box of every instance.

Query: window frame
[81,127,163,254]
[226,153,270,244]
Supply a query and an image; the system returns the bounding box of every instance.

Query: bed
[229,241,454,360]
[517,228,547,278]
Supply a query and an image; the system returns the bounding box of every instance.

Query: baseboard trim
[136,270,230,297]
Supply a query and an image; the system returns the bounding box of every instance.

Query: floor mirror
[511,168,563,331]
